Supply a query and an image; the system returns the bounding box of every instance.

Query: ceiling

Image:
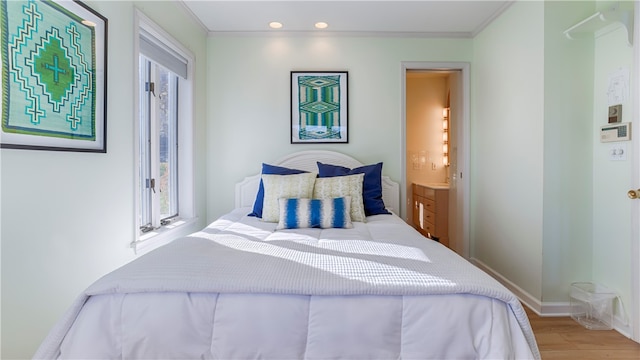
[180,1,513,37]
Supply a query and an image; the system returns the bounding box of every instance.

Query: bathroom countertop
[415,182,450,190]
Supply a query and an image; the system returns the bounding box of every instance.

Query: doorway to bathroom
[401,62,469,258]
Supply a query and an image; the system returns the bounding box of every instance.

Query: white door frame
[630,3,640,343]
[401,62,470,258]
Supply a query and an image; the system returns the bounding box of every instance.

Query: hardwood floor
[525,306,640,359]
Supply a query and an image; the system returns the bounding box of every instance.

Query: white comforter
[35,208,540,359]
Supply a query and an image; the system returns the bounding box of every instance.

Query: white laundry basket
[570,282,616,330]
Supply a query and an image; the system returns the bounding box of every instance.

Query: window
[134,13,195,249]
[138,56,179,230]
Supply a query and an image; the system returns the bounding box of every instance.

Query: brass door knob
[628,189,640,199]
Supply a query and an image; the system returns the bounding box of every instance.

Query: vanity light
[269,21,283,29]
[442,107,450,167]
[315,22,328,29]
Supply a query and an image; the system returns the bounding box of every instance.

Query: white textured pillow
[261,172,317,222]
[313,173,366,222]
[276,197,353,229]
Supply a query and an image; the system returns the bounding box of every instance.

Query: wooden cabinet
[412,183,449,248]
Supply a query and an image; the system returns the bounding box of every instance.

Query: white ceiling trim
[470,1,513,37]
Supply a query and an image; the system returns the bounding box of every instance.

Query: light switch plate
[609,143,627,161]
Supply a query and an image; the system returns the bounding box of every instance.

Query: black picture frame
[0,0,108,152]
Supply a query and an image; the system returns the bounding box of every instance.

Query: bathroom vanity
[412,183,449,248]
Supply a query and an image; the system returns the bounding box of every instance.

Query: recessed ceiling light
[315,22,328,29]
[269,21,283,29]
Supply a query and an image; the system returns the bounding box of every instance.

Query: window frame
[133,11,196,253]
[139,58,180,229]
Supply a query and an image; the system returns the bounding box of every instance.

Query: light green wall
[471,1,545,300]
[542,1,595,302]
[472,0,635,319]
[540,0,635,316]
[592,12,634,319]
[0,1,208,358]
[206,36,473,222]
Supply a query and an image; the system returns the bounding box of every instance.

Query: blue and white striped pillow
[276,197,353,230]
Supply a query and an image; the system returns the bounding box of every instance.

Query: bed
[35,150,540,359]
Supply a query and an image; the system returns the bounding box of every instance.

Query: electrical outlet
[431,162,436,170]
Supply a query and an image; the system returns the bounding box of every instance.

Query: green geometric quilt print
[297,75,342,140]
[1,0,96,140]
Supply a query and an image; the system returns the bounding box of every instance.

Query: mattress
[35,208,540,359]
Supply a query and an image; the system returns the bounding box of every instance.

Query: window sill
[131,216,199,255]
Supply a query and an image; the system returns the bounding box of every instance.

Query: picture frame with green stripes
[291,71,348,144]
[1,0,108,152]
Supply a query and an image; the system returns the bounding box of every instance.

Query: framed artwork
[291,71,348,144]
[1,0,107,152]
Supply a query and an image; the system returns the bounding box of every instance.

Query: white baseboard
[470,257,634,339]
[469,258,549,315]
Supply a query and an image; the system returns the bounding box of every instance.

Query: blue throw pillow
[248,163,307,218]
[317,162,391,216]
[276,197,353,229]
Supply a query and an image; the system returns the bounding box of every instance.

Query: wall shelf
[564,7,633,46]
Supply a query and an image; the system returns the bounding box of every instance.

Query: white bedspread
[35,208,540,359]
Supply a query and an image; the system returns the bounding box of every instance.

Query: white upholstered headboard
[235,150,400,214]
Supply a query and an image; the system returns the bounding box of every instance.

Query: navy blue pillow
[248,163,307,218]
[317,162,390,216]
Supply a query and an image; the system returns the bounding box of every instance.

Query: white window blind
[139,28,188,79]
